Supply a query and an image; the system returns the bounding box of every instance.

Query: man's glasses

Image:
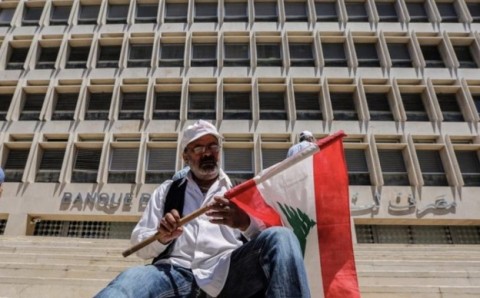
[189,143,220,154]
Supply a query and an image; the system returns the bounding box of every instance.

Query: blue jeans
[95,227,310,298]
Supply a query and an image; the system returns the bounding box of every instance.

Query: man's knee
[258,227,302,254]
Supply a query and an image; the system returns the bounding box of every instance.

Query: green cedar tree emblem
[277,202,316,257]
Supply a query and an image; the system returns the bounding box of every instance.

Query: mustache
[199,156,217,168]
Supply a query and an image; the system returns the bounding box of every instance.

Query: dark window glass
[154,92,181,120]
[388,43,413,67]
[406,2,429,22]
[52,93,78,120]
[136,4,158,23]
[378,149,410,185]
[322,43,347,67]
[254,2,277,22]
[345,149,371,185]
[473,94,480,117]
[50,5,71,25]
[0,8,16,26]
[315,2,338,21]
[107,4,129,24]
[7,47,29,70]
[416,150,448,186]
[355,43,380,67]
[366,93,394,120]
[35,149,65,183]
[195,2,217,22]
[285,2,308,21]
[455,150,480,186]
[188,92,216,119]
[262,148,288,168]
[192,44,217,67]
[420,45,445,68]
[4,149,29,182]
[0,94,13,121]
[223,92,251,119]
[119,93,146,120]
[97,45,121,68]
[436,93,464,122]
[257,44,282,66]
[109,148,138,183]
[66,46,90,69]
[85,92,111,120]
[376,2,398,22]
[159,44,185,67]
[224,44,250,66]
[294,92,322,120]
[346,2,368,22]
[401,93,429,121]
[146,148,176,183]
[453,46,478,68]
[330,92,358,120]
[128,44,153,67]
[224,148,254,181]
[224,2,248,21]
[289,43,315,67]
[436,2,458,22]
[20,93,44,120]
[259,92,287,120]
[37,47,59,69]
[467,2,480,22]
[72,149,101,183]
[23,6,43,26]
[165,3,188,23]
[78,5,99,24]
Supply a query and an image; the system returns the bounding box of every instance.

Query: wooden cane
[122,204,213,258]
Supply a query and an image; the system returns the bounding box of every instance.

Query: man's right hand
[157,209,183,245]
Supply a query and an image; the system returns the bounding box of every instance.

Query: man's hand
[207,196,250,231]
[157,209,183,245]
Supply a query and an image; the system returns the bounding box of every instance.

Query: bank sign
[60,192,151,211]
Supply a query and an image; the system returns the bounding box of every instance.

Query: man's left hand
[207,196,250,231]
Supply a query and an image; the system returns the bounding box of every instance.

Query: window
[52,93,78,120]
[66,46,90,69]
[420,45,445,68]
[473,94,480,117]
[85,92,111,120]
[188,92,216,119]
[194,2,217,22]
[406,2,429,22]
[4,149,29,182]
[259,92,287,120]
[22,6,43,26]
[164,3,188,23]
[154,92,181,120]
[36,47,59,69]
[467,2,480,22]
[97,45,121,68]
[159,44,185,67]
[453,46,478,68]
[257,43,282,66]
[224,44,250,67]
[146,148,176,183]
[387,43,413,67]
[35,149,66,183]
[262,148,288,169]
[401,93,429,121]
[0,8,15,26]
[119,93,146,120]
[254,2,277,22]
[136,4,158,23]
[345,149,371,185]
[436,2,458,22]
[378,149,410,185]
[20,93,44,121]
[0,94,13,120]
[128,44,152,67]
[366,93,394,120]
[284,2,308,21]
[224,148,254,180]
[223,92,251,119]
[71,149,101,183]
[322,43,348,67]
[289,43,315,67]
[436,93,464,122]
[294,92,322,120]
[416,150,448,186]
[109,148,138,183]
[315,1,338,21]
[376,2,398,22]
[7,47,29,70]
[78,5,100,24]
[455,150,480,186]
[107,4,129,24]
[355,43,380,67]
[192,44,217,67]
[330,92,358,120]
[224,2,248,21]
[50,5,71,25]
[345,1,369,22]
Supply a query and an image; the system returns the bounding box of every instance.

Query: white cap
[300,130,313,141]
[180,120,223,152]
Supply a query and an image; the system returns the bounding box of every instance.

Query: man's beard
[191,156,219,179]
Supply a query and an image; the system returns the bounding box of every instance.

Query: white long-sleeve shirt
[131,170,264,297]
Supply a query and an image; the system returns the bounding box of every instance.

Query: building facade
[0,0,479,244]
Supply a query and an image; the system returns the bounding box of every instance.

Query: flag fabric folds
[224,131,360,298]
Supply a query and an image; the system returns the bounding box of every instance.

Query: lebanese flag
[224,131,360,298]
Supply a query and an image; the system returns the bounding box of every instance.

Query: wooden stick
[122,205,213,258]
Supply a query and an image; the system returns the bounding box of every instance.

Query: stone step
[360,285,480,298]
[0,252,146,266]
